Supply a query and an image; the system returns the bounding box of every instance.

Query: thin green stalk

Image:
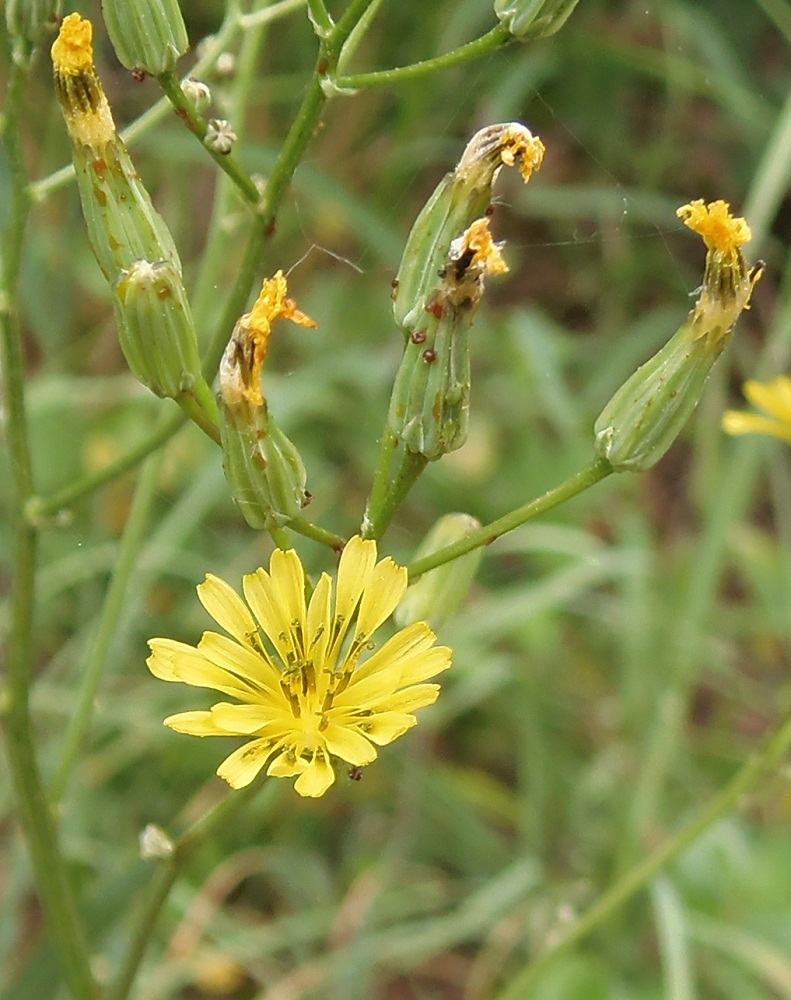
[175,389,222,446]
[108,782,262,1000]
[289,517,347,551]
[333,21,511,90]
[307,0,334,36]
[496,708,791,999]
[407,459,614,578]
[49,453,164,805]
[368,450,429,541]
[156,70,262,206]
[27,409,185,521]
[0,42,96,999]
[362,429,399,538]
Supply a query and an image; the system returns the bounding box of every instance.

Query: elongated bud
[218,273,317,529]
[52,14,180,281]
[393,122,544,332]
[388,218,508,459]
[6,0,60,56]
[113,260,203,398]
[102,0,189,75]
[395,514,483,628]
[594,200,762,472]
[494,0,581,38]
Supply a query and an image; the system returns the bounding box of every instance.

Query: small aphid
[422,349,437,363]
[348,767,364,782]
[131,68,146,82]
[411,330,427,344]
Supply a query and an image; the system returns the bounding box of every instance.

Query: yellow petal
[197,573,259,647]
[354,555,408,638]
[164,710,225,735]
[305,572,332,667]
[198,631,281,695]
[293,755,336,797]
[335,536,377,626]
[216,738,275,788]
[743,376,791,422]
[382,683,442,713]
[362,712,418,745]
[209,702,273,735]
[242,568,297,665]
[267,750,305,778]
[148,639,253,699]
[268,547,307,623]
[723,410,791,443]
[323,727,378,766]
[350,622,438,684]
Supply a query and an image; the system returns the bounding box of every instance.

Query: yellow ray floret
[677,199,751,254]
[147,537,452,798]
[51,12,94,75]
[723,375,791,444]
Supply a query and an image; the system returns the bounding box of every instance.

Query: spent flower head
[147,538,452,797]
[723,376,791,445]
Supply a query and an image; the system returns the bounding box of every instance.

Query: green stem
[289,516,346,551]
[156,70,262,206]
[307,0,334,36]
[369,450,429,540]
[175,388,222,446]
[0,42,96,999]
[49,453,164,805]
[27,409,186,522]
[333,21,511,90]
[362,429,399,538]
[495,708,791,1000]
[108,782,262,1000]
[407,459,614,579]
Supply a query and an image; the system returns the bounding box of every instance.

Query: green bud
[102,0,189,75]
[52,14,180,283]
[6,0,61,57]
[113,260,203,399]
[395,514,483,628]
[494,0,581,39]
[393,122,544,332]
[217,273,316,530]
[388,218,508,459]
[594,199,761,472]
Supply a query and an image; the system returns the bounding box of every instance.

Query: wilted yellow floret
[723,376,791,444]
[51,13,115,148]
[51,12,94,75]
[677,199,751,253]
[499,123,546,183]
[238,272,317,406]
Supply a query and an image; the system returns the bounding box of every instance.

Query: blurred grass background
[3,0,791,997]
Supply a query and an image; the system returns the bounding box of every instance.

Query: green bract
[102,0,189,75]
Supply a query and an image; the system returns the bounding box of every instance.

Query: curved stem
[0,42,96,999]
[289,516,346,551]
[496,708,791,999]
[369,450,429,541]
[362,429,399,538]
[333,21,511,91]
[407,459,614,578]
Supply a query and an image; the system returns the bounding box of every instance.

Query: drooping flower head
[147,537,452,798]
[723,376,791,444]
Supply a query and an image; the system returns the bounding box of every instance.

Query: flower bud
[51,14,180,282]
[395,514,483,628]
[101,0,189,76]
[494,0,581,38]
[594,200,762,472]
[218,273,316,529]
[6,0,59,56]
[113,259,203,398]
[392,122,543,332]
[388,218,507,459]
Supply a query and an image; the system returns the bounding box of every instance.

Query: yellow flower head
[723,375,791,445]
[220,272,317,408]
[675,199,761,343]
[51,13,116,148]
[457,122,545,188]
[147,537,452,798]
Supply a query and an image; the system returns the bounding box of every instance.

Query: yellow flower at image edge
[147,537,452,798]
[723,376,791,445]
